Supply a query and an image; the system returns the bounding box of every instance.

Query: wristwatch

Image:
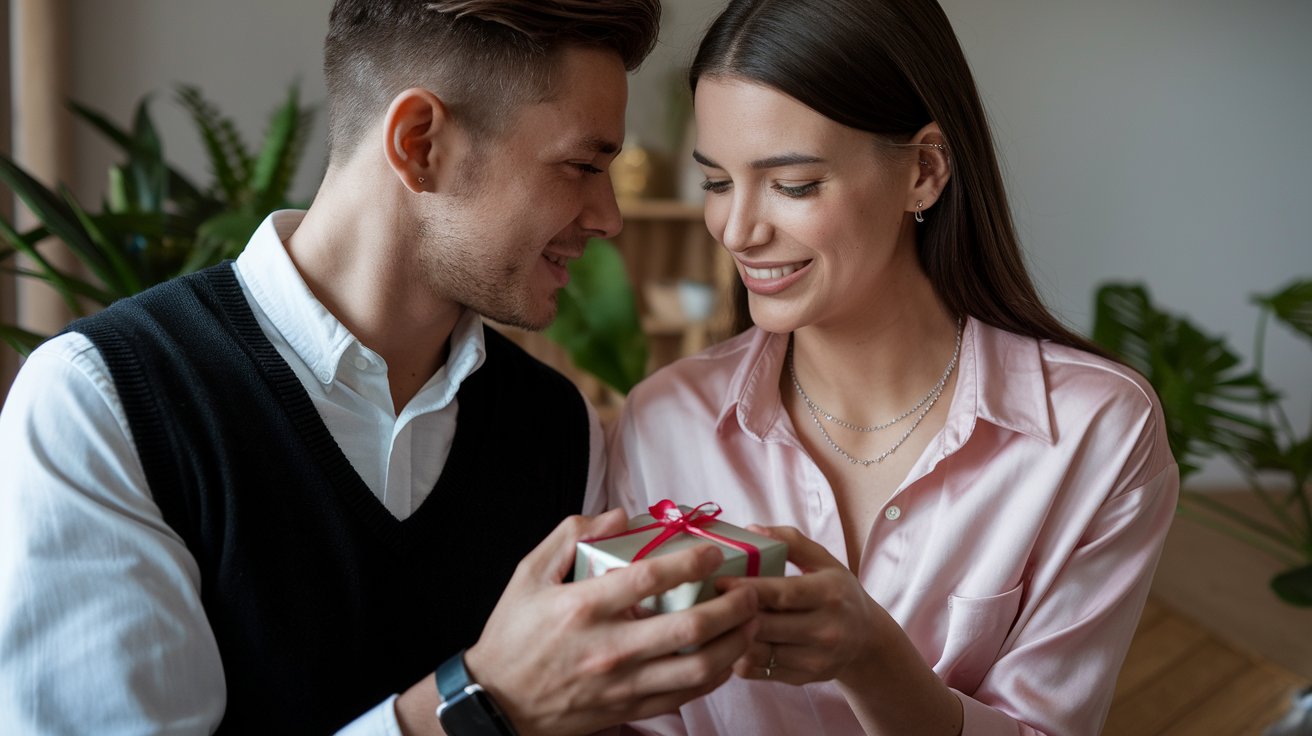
[435,649,518,736]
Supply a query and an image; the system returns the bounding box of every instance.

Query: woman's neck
[786,289,961,429]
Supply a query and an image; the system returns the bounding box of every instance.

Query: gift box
[574,500,787,614]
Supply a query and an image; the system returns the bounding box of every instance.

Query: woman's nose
[718,193,771,252]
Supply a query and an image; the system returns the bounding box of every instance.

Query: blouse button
[353,356,370,371]
[884,505,902,521]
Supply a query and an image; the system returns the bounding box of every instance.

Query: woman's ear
[382,87,453,194]
[906,122,951,218]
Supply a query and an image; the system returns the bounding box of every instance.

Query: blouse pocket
[937,583,1024,694]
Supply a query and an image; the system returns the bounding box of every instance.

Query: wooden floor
[1106,596,1306,735]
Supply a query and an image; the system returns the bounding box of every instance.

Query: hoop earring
[914,200,925,224]
[417,176,426,185]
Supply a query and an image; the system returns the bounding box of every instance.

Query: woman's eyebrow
[692,150,826,170]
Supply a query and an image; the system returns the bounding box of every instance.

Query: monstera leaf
[1093,280,1312,607]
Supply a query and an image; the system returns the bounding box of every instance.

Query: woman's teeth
[744,262,803,280]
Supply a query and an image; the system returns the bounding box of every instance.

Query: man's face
[419,46,627,330]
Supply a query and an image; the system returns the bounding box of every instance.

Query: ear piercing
[915,200,925,223]
[417,176,426,185]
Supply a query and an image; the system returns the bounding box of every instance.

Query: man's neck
[283,167,462,413]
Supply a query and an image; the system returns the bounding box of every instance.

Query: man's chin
[483,298,557,332]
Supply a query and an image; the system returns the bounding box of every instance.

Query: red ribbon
[591,500,761,577]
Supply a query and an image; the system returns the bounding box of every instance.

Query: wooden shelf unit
[495,199,734,411]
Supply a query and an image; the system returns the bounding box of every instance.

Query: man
[0,2,758,734]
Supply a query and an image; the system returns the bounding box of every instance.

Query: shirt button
[353,356,370,371]
[884,506,902,521]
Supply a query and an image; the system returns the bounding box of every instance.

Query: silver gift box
[574,503,787,614]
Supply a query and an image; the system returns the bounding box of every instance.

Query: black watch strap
[435,649,518,736]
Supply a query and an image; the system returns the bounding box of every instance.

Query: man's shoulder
[478,327,582,401]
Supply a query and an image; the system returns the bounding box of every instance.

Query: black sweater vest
[69,263,589,733]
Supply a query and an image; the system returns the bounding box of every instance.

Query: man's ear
[905,122,952,217]
[382,88,454,193]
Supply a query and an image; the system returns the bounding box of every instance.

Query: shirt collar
[233,210,486,394]
[717,317,1053,448]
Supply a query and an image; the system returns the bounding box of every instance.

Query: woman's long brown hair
[691,0,1114,359]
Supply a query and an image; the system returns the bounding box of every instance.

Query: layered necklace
[787,319,963,467]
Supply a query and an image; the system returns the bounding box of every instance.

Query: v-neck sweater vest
[69,263,589,733]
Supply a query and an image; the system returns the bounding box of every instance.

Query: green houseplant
[2,83,648,398]
[1092,280,1312,606]
[0,83,315,355]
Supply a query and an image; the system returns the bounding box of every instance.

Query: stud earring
[919,159,930,166]
[914,200,925,223]
[417,176,425,185]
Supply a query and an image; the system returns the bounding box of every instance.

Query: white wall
[65,0,1311,487]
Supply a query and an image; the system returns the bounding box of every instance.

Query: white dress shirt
[0,210,606,735]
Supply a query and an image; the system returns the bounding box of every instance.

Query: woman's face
[693,77,923,335]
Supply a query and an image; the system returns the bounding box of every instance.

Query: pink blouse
[606,318,1179,736]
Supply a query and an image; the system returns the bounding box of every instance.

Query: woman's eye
[701,179,732,194]
[775,182,819,198]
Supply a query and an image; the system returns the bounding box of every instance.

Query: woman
[605,0,1179,734]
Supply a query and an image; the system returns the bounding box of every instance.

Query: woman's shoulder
[1037,338,1159,415]
[625,327,767,419]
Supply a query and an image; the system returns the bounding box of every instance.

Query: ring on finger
[765,645,777,678]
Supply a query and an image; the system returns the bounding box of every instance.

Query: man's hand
[420,509,758,736]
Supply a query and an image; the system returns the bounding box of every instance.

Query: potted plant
[0,83,315,355]
[1092,280,1312,606]
[1,83,648,402]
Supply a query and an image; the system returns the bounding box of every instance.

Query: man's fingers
[585,543,726,616]
[602,607,757,705]
[717,572,824,612]
[618,585,759,661]
[518,509,630,583]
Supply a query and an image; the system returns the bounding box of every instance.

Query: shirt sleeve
[955,420,1180,735]
[0,334,227,733]
[580,388,609,516]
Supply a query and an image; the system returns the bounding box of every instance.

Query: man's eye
[575,163,603,175]
[700,179,731,194]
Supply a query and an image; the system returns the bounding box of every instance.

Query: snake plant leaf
[59,185,141,297]
[1271,563,1312,607]
[69,99,134,151]
[129,97,168,213]
[1254,279,1312,344]
[70,99,209,209]
[544,239,649,395]
[0,324,47,357]
[250,83,312,213]
[0,153,123,296]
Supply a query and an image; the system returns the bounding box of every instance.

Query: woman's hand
[716,525,896,688]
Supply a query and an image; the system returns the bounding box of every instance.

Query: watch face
[439,689,513,736]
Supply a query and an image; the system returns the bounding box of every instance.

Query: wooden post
[12,0,76,341]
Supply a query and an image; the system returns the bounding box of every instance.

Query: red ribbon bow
[602,500,761,576]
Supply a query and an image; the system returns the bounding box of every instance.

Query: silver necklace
[788,319,962,466]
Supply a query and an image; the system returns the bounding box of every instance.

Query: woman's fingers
[750,524,845,573]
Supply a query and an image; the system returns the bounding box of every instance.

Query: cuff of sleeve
[335,694,403,736]
[952,689,1024,736]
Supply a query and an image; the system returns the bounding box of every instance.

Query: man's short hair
[324,0,661,163]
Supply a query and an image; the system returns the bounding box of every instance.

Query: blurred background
[6,0,1306,488]
[3,1,1311,729]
